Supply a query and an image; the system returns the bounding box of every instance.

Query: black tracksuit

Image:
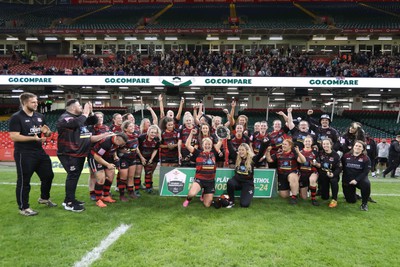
[341,152,371,205]
[9,110,54,210]
[57,111,96,203]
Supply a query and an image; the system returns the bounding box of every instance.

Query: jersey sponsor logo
[37,118,42,122]
[98,148,106,156]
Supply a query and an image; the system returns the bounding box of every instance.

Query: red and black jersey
[90,136,119,162]
[178,126,198,149]
[299,149,318,173]
[110,124,122,133]
[268,128,290,155]
[192,149,217,181]
[90,124,110,135]
[160,130,179,160]
[289,128,316,151]
[250,131,267,153]
[228,135,250,162]
[272,150,298,174]
[57,111,94,157]
[341,153,371,183]
[230,135,250,151]
[121,132,139,160]
[138,134,160,161]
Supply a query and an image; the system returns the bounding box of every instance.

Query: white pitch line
[74,224,131,267]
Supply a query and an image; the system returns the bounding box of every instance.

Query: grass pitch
[0,166,399,267]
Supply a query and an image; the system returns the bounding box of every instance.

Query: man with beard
[9,93,56,216]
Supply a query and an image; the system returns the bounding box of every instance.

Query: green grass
[0,168,399,267]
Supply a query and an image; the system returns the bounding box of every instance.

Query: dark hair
[121,120,133,132]
[66,99,79,107]
[122,113,133,122]
[114,132,128,143]
[159,116,174,132]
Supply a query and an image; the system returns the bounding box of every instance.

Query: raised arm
[295,146,306,163]
[229,100,236,126]
[147,106,158,126]
[158,94,165,119]
[185,128,197,153]
[175,97,185,121]
[286,108,295,130]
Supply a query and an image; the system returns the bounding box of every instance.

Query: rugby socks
[118,179,127,196]
[89,190,95,198]
[291,195,297,200]
[309,186,317,200]
[94,183,103,201]
[134,176,141,190]
[144,164,155,189]
[127,186,134,193]
[103,179,112,197]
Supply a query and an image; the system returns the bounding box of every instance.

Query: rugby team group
[11,93,398,216]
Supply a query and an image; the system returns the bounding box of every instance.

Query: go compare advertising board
[1,75,399,88]
[159,167,276,198]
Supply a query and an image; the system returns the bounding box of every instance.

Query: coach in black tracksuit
[9,92,55,216]
[341,141,371,211]
[57,99,97,212]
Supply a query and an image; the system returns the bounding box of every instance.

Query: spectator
[376,138,390,175]
[382,134,400,178]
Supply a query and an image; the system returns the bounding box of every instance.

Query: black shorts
[299,171,317,188]
[119,158,136,169]
[378,157,388,164]
[88,157,105,172]
[161,156,179,164]
[194,178,215,194]
[277,171,299,191]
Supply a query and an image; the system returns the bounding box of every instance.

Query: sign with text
[159,167,276,198]
[1,75,399,88]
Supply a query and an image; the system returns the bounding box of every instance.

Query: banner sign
[1,75,400,89]
[159,167,276,198]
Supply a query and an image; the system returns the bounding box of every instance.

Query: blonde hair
[235,143,254,172]
[140,118,150,134]
[202,137,213,149]
[147,124,162,140]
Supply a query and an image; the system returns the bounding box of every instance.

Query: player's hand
[307,109,313,115]
[107,163,115,170]
[222,109,229,114]
[40,125,51,135]
[180,97,185,104]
